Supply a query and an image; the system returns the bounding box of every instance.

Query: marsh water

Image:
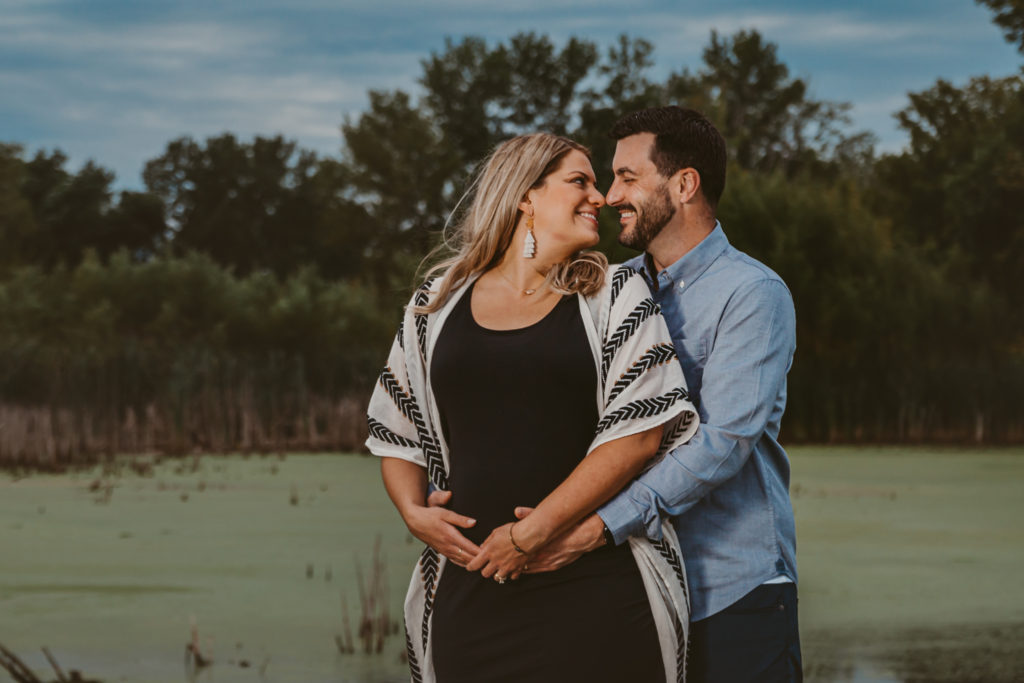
[1,447,1022,682]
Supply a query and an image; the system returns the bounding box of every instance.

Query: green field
[1,447,1022,682]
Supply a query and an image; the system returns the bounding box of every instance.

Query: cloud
[2,0,1017,188]
[0,16,274,64]
[611,8,998,66]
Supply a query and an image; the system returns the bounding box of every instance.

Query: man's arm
[599,278,796,544]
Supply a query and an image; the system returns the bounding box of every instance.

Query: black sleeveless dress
[429,283,663,683]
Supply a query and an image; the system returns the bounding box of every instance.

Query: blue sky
[1,0,1020,189]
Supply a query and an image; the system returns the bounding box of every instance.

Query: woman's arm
[464,424,663,579]
[381,457,481,567]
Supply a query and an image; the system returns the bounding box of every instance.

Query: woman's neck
[493,252,555,293]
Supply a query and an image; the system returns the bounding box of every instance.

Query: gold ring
[457,547,463,556]
[494,575,506,584]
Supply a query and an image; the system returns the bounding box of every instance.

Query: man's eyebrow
[614,166,636,177]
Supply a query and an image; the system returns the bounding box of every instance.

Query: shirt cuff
[598,493,651,546]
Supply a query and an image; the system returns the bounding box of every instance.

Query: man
[528,106,800,681]
[432,106,800,681]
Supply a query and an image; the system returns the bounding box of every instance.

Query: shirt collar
[638,221,728,291]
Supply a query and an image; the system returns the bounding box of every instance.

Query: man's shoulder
[713,244,790,296]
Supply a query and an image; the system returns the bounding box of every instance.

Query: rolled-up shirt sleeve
[599,278,796,543]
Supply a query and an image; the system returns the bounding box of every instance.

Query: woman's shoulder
[399,277,437,313]
[586,262,649,306]
[406,271,479,315]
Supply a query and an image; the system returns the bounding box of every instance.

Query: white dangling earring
[523,214,537,259]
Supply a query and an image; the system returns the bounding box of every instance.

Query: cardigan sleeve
[587,267,698,456]
[365,303,427,468]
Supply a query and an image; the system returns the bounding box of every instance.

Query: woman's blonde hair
[415,133,607,314]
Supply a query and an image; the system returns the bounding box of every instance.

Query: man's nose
[606,179,623,206]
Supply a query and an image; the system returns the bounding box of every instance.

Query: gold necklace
[495,266,545,296]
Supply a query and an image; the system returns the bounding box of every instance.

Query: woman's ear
[518,196,534,216]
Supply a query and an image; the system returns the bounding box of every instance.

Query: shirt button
[678,281,685,289]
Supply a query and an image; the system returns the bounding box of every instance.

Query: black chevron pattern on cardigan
[422,434,448,491]
[601,297,659,383]
[414,279,434,356]
[396,320,404,351]
[378,368,449,489]
[406,278,449,664]
[607,343,678,403]
[367,417,419,449]
[651,537,689,682]
[656,410,697,458]
[419,546,440,652]
[378,368,418,424]
[609,265,638,307]
[595,386,689,434]
[404,624,423,683]
[651,537,688,606]
[672,611,686,682]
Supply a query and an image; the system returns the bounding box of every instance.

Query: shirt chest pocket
[673,337,708,398]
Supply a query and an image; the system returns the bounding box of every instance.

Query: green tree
[341,91,454,289]
[143,134,374,279]
[420,34,600,169]
[0,144,36,269]
[344,33,658,271]
[874,74,1024,315]
[0,147,165,268]
[668,30,873,177]
[977,0,1024,54]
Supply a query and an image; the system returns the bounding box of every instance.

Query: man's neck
[647,215,716,273]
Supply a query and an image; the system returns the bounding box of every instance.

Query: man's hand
[513,507,607,573]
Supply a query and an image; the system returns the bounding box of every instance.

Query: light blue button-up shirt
[598,223,798,621]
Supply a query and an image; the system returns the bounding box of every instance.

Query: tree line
[1,8,1022,464]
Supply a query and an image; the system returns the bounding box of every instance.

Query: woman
[366,134,698,683]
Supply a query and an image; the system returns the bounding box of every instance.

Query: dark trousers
[687,582,802,683]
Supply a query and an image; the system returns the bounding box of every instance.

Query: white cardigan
[366,265,699,683]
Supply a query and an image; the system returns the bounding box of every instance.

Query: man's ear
[673,168,702,204]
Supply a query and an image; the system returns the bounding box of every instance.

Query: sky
[1,0,1020,190]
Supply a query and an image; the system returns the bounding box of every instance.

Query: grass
[1,447,1022,682]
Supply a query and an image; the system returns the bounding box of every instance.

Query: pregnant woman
[366,133,698,682]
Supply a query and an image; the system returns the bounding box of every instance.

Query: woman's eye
[572,177,586,185]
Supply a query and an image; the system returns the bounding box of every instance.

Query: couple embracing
[366,106,801,683]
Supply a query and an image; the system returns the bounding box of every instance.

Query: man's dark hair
[609,106,727,208]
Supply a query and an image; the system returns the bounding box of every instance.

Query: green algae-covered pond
[2,447,1023,682]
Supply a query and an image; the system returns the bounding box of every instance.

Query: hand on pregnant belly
[404,491,481,567]
[511,506,606,573]
[465,522,531,581]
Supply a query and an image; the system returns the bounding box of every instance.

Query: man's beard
[617,183,676,251]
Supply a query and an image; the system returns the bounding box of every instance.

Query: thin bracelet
[509,523,528,554]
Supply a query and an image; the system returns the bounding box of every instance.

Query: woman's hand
[464,522,531,581]
[403,502,480,568]
[380,459,480,567]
